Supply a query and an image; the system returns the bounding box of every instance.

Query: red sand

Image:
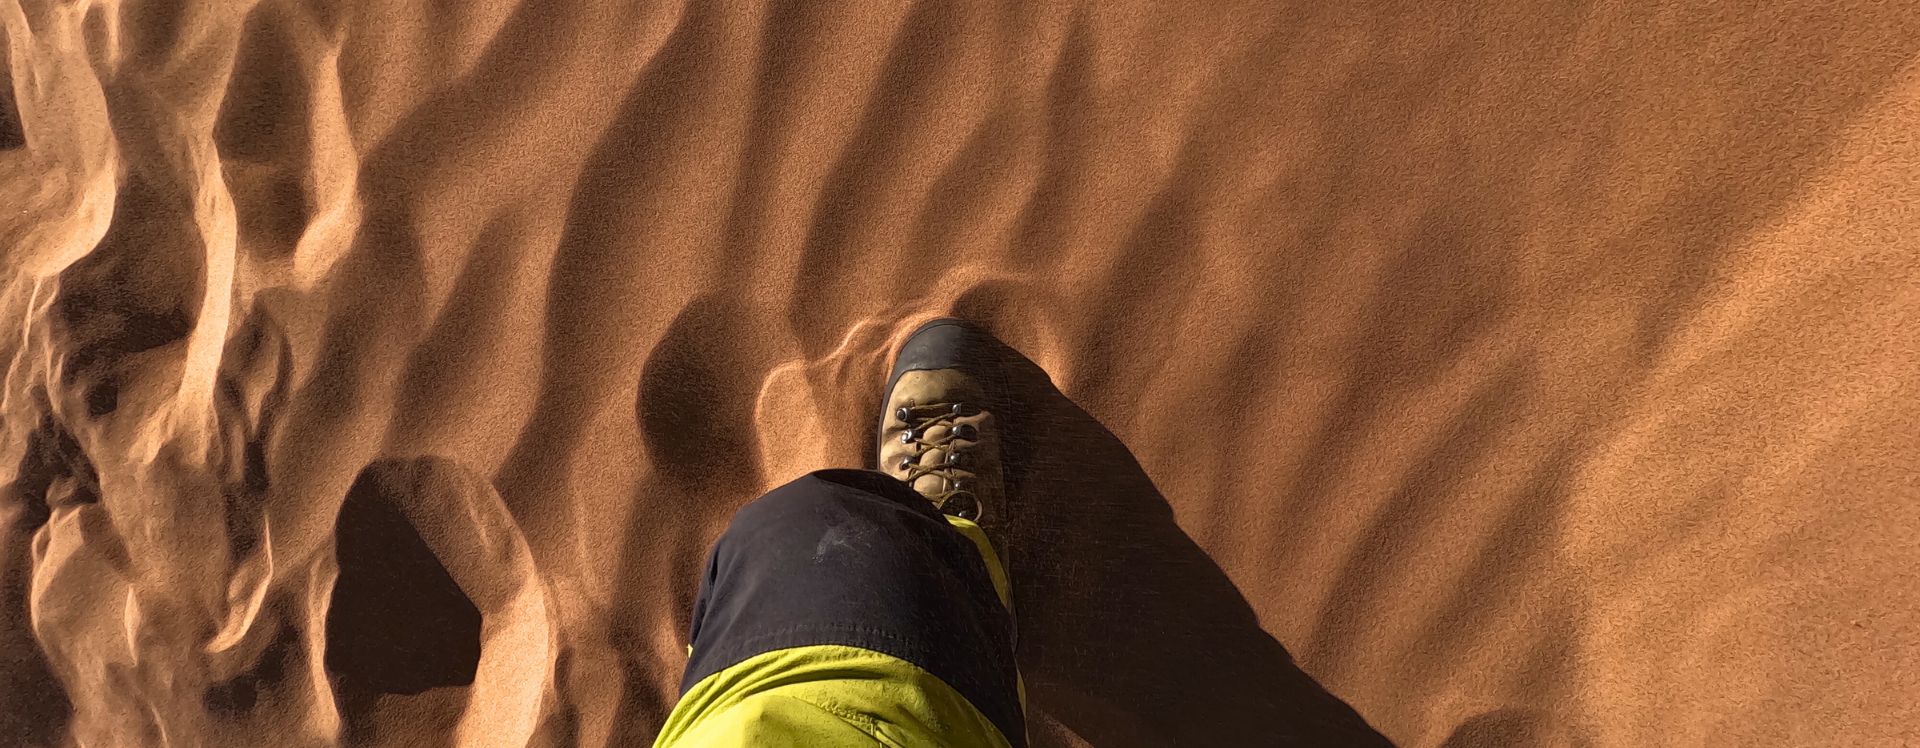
[2,0,1917,745]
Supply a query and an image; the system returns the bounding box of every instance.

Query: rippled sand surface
[3,1,1918,745]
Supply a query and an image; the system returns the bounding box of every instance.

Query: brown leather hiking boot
[876,319,1006,524]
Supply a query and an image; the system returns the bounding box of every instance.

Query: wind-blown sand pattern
[3,0,1918,745]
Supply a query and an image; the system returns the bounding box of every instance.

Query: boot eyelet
[945,451,965,466]
[953,424,977,440]
[898,456,915,471]
[942,493,980,521]
[895,406,913,422]
[951,402,977,416]
[900,430,914,444]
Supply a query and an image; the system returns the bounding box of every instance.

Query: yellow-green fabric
[655,517,1019,748]
[653,644,1014,748]
[945,517,1012,611]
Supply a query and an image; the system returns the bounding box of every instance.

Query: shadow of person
[971,331,1395,747]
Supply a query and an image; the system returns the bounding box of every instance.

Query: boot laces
[895,400,982,520]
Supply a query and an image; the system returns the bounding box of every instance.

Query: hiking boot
[877,319,1006,524]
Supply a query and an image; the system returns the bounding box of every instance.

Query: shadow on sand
[968,329,1394,747]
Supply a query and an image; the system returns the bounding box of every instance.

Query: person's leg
[655,319,1023,747]
[654,470,1021,747]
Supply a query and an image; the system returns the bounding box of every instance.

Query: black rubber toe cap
[885,318,1001,393]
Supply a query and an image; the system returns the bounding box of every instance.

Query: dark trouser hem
[681,469,1024,745]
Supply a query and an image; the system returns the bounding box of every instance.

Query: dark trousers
[679,469,1025,743]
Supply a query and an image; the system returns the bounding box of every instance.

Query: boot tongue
[912,476,950,499]
[909,425,959,496]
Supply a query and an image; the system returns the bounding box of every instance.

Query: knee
[719,469,935,547]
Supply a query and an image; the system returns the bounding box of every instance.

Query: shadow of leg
[974,333,1393,747]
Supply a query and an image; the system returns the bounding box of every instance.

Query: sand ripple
[3,0,1918,745]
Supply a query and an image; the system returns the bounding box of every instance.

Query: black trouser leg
[680,469,1023,743]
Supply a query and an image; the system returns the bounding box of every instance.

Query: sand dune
[3,0,1918,745]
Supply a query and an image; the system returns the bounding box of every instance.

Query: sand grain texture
[2,0,1918,745]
